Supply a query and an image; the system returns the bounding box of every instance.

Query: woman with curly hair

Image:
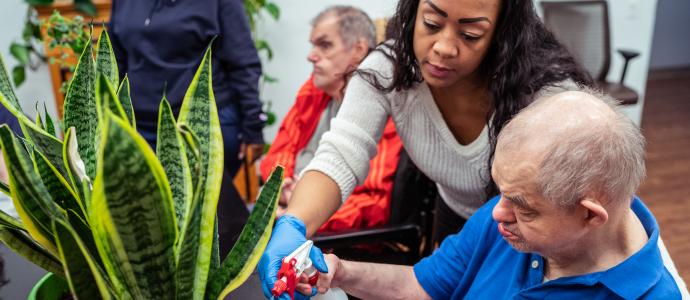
[259,0,591,297]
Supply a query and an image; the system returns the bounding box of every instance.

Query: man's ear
[579,197,609,228]
[351,38,370,63]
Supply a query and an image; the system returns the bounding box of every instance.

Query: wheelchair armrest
[312,223,421,250]
[617,49,640,84]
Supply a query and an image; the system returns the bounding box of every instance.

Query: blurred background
[0,0,688,298]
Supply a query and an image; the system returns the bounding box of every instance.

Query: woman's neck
[428,77,492,145]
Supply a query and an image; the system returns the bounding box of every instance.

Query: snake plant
[0,29,282,299]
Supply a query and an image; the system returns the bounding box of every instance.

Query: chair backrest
[541,0,611,81]
[389,149,437,256]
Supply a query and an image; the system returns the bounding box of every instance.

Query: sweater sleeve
[318,119,402,232]
[302,51,395,202]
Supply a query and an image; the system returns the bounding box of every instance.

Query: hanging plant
[9,0,95,87]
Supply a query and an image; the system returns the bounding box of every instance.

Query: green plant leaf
[10,43,30,65]
[207,166,282,299]
[0,125,63,255]
[43,103,57,137]
[0,227,63,275]
[175,44,224,300]
[156,97,193,237]
[97,73,128,122]
[12,65,25,87]
[0,209,24,231]
[90,113,177,299]
[53,218,112,300]
[66,209,102,270]
[95,30,119,90]
[262,74,278,83]
[0,181,9,197]
[19,119,69,182]
[255,39,273,60]
[0,54,24,115]
[34,107,45,131]
[116,75,135,128]
[62,127,90,211]
[33,148,85,221]
[74,0,97,16]
[210,219,220,275]
[25,0,54,5]
[63,38,98,180]
[265,2,281,20]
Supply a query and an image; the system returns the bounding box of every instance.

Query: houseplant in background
[244,0,280,128]
[0,28,282,299]
[9,0,95,87]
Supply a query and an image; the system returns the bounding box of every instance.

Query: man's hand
[258,215,329,299]
[239,142,265,163]
[296,254,343,296]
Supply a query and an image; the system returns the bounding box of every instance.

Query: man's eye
[518,209,537,219]
[423,20,440,31]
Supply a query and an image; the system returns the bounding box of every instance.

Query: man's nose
[492,197,516,224]
[307,49,319,63]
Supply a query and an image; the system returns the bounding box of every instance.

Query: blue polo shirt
[413,196,681,299]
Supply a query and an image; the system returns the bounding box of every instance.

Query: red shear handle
[272,258,297,300]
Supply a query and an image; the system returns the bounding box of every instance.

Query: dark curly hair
[358,0,593,199]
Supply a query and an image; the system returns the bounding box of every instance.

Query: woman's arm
[285,171,344,236]
[288,52,396,235]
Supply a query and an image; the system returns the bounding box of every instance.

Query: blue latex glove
[259,215,329,299]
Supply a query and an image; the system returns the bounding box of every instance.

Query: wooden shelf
[35,0,111,119]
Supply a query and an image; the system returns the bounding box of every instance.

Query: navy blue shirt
[414,196,681,299]
[109,0,265,143]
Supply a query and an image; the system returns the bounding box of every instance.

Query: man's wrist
[332,258,351,288]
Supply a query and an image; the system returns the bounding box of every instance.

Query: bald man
[300,89,685,299]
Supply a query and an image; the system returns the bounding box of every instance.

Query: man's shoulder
[640,268,684,299]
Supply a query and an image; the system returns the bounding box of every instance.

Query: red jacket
[260,77,402,232]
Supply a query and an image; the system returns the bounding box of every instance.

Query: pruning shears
[271,240,319,300]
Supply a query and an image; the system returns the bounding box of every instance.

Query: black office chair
[541,0,640,105]
[313,150,437,265]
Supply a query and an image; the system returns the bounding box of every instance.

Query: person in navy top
[304,89,685,299]
[108,0,265,256]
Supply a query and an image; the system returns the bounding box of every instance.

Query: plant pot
[28,273,71,300]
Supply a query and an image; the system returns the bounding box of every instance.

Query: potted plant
[0,28,282,299]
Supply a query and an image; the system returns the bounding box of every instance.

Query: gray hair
[311,5,376,50]
[498,87,646,208]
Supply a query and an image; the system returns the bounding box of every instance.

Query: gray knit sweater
[303,49,491,218]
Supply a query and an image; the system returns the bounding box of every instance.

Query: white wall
[0,0,58,121]
[604,0,658,125]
